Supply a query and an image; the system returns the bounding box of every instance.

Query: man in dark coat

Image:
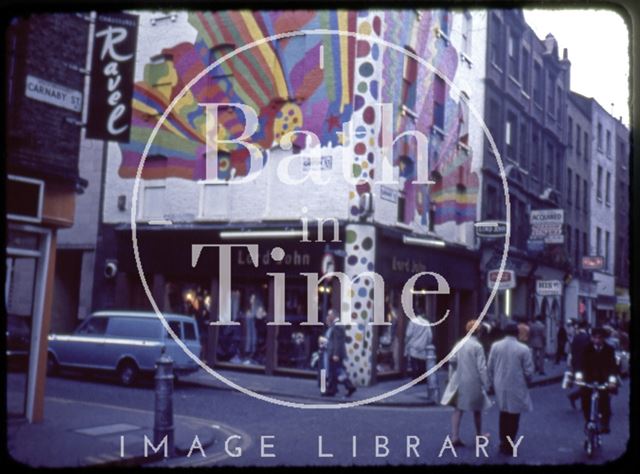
[580,327,617,433]
[568,321,591,408]
[323,310,356,397]
[555,324,568,364]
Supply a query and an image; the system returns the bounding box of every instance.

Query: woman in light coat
[441,319,492,446]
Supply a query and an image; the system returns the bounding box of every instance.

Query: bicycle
[562,371,618,457]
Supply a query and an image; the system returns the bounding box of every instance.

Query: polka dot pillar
[343,12,384,386]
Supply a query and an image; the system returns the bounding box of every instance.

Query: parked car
[7,314,31,367]
[47,311,201,385]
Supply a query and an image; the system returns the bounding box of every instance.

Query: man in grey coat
[488,322,534,456]
[529,316,546,375]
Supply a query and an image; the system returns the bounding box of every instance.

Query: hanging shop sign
[536,280,562,296]
[474,220,508,238]
[86,12,139,142]
[487,269,516,290]
[529,209,564,244]
[582,255,605,270]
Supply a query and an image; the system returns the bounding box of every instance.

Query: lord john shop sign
[86,13,138,143]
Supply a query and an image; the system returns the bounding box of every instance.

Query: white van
[47,311,201,385]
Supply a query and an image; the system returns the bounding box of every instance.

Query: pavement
[179,358,569,408]
[7,394,218,468]
[6,357,568,468]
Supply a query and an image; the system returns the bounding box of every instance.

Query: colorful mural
[120,11,357,180]
[119,10,478,225]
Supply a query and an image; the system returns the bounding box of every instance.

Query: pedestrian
[516,317,530,345]
[487,322,534,456]
[567,320,590,409]
[555,323,568,364]
[322,310,356,397]
[529,316,546,375]
[404,311,433,381]
[441,320,492,447]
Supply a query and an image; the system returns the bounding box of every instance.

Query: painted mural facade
[102,10,482,385]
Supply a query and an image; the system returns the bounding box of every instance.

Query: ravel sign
[487,269,516,290]
[529,209,564,244]
[86,12,139,143]
[536,280,562,296]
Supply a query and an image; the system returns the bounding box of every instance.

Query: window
[490,16,503,69]
[521,48,530,92]
[77,317,108,335]
[533,62,543,105]
[167,320,181,338]
[531,132,539,178]
[606,130,611,157]
[505,112,516,158]
[545,143,553,185]
[575,175,580,209]
[567,224,572,256]
[433,75,446,130]
[556,85,562,119]
[596,227,602,256]
[567,169,572,204]
[596,166,603,200]
[486,185,498,219]
[488,98,501,144]
[583,131,588,161]
[508,31,519,79]
[209,44,236,79]
[402,46,418,112]
[397,191,406,223]
[605,231,610,269]
[555,151,562,190]
[462,11,472,56]
[575,228,580,265]
[583,232,588,260]
[583,178,588,211]
[183,322,197,341]
[568,117,573,147]
[547,75,556,114]
[576,124,581,155]
[597,122,603,150]
[519,123,528,168]
[605,171,611,205]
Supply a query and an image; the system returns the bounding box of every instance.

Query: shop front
[114,225,345,377]
[374,228,480,369]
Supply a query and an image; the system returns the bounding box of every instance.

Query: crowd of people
[439,316,624,455]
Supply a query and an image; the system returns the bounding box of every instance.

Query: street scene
[5,7,632,468]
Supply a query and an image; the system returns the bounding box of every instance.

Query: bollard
[425,344,440,405]
[154,347,175,457]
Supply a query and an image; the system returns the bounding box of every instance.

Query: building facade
[91,9,484,385]
[6,14,89,422]
[614,118,630,324]
[564,91,595,325]
[476,10,571,354]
